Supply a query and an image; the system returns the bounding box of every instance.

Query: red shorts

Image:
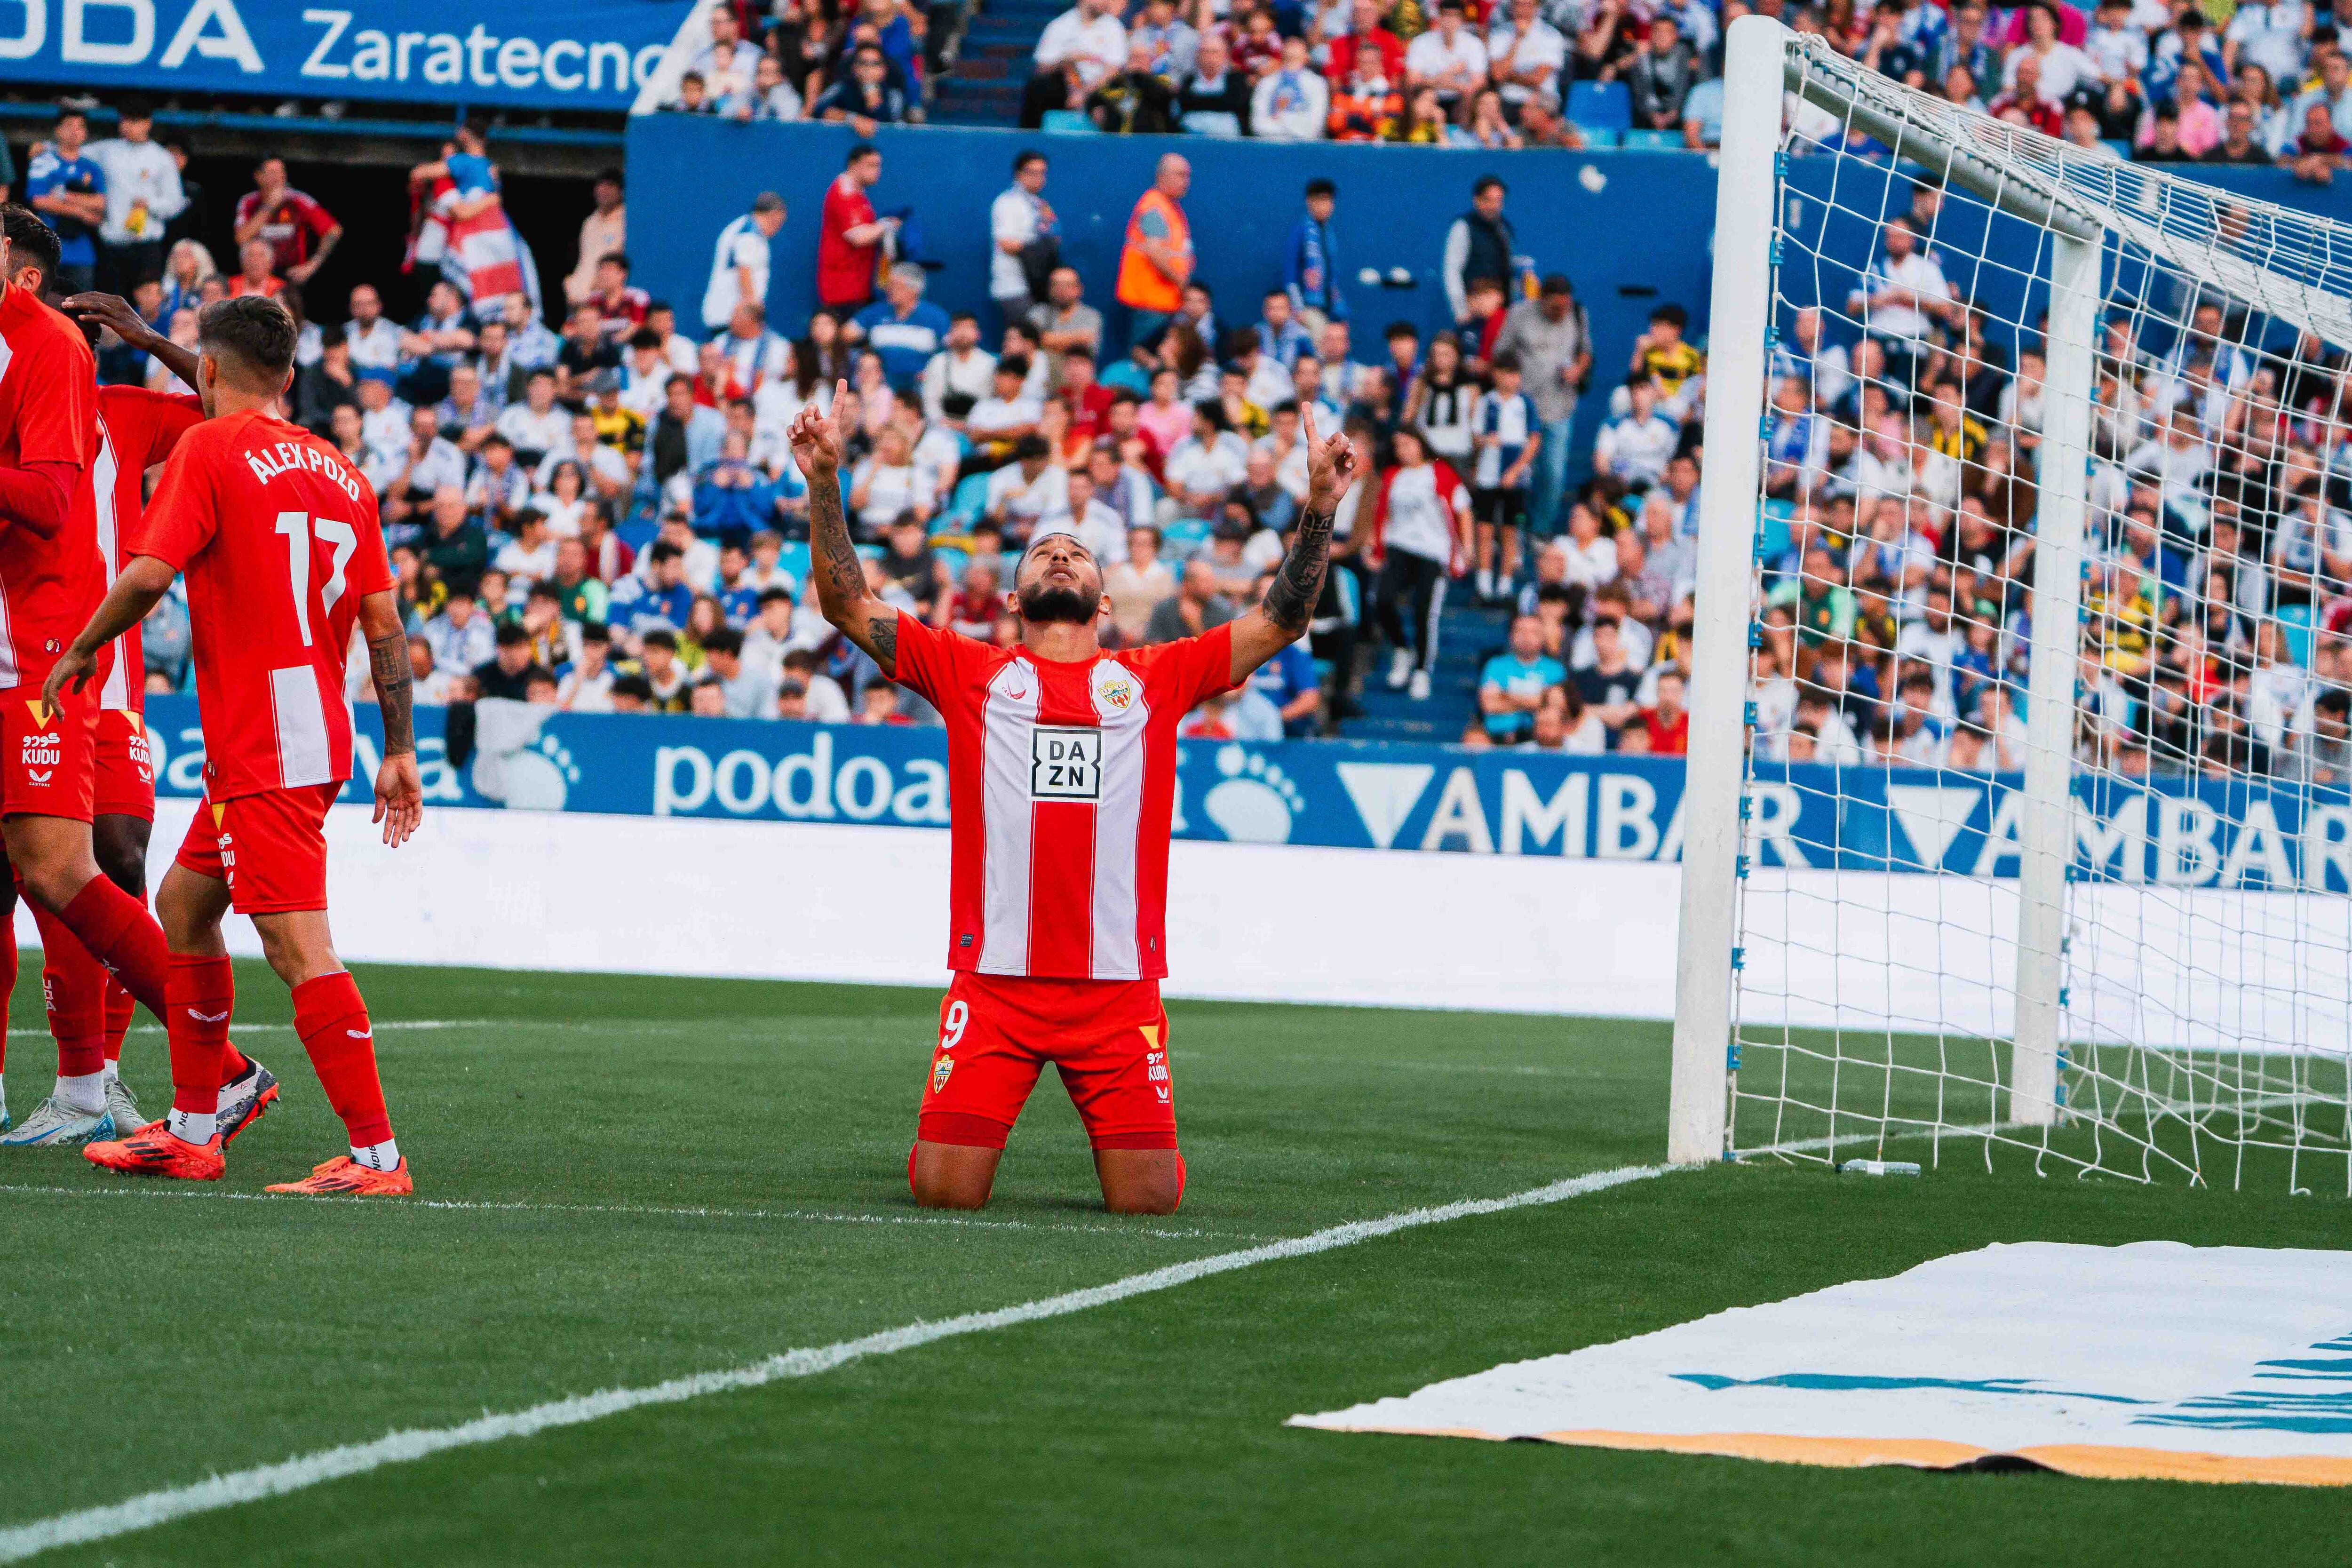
[0,685,95,821]
[173,783,338,914]
[92,708,156,821]
[918,971,1177,1152]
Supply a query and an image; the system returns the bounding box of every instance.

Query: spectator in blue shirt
[849,263,953,390]
[27,106,106,294]
[1479,613,1567,743]
[620,540,698,637]
[693,434,781,546]
[1284,178,1345,328]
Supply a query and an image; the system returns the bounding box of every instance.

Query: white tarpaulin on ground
[1292,1242,2352,1485]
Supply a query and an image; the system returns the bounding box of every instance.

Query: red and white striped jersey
[92,386,202,713]
[891,615,1237,981]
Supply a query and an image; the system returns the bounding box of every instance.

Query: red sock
[56,876,171,1025]
[218,1039,250,1084]
[103,980,132,1067]
[167,955,233,1117]
[31,903,105,1079]
[293,971,391,1148]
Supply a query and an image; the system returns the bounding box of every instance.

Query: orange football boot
[265,1156,413,1196]
[84,1122,226,1181]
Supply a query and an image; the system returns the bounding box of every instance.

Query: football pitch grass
[0,963,2347,1565]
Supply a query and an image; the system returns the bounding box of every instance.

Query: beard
[1017,581,1100,626]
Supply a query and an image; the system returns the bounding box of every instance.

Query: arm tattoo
[367,631,416,756]
[1263,506,1336,636]
[806,462,899,676]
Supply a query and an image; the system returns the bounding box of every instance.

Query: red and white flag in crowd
[407,175,541,313]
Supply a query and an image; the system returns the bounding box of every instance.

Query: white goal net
[1670,18,2352,1194]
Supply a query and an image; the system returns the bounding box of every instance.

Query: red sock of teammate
[293,971,393,1153]
[103,980,132,1068]
[56,876,172,1026]
[165,955,234,1143]
[30,903,106,1082]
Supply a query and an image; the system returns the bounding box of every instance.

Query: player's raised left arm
[359,588,423,848]
[46,555,174,708]
[1227,406,1354,682]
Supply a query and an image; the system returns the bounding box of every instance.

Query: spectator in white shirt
[355,371,413,470]
[2001,3,2102,103]
[850,426,938,533]
[1035,467,1131,562]
[1021,0,1130,126]
[1486,0,1567,110]
[1592,382,1679,491]
[537,411,633,499]
[344,283,402,373]
[700,191,786,333]
[2227,0,2312,92]
[745,52,806,121]
[984,434,1072,536]
[1162,403,1253,517]
[86,97,185,289]
[556,624,619,711]
[989,151,1056,325]
[618,329,673,419]
[1844,217,1956,383]
[1252,38,1332,139]
[1405,0,1490,113]
[922,312,1000,426]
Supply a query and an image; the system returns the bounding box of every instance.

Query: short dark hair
[1013,433,1051,462]
[649,540,684,564]
[1473,174,1506,198]
[599,250,631,273]
[847,142,879,167]
[611,674,655,701]
[53,105,85,129]
[494,621,532,647]
[595,167,624,188]
[1014,149,1046,174]
[1385,320,1419,343]
[582,621,612,644]
[702,627,744,657]
[198,296,298,383]
[526,581,562,604]
[642,628,680,651]
[0,205,60,289]
[997,353,1033,380]
[1305,177,1336,199]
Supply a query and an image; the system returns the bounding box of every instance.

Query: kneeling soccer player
[54,295,424,1193]
[787,383,1352,1213]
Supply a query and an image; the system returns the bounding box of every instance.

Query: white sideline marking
[0,1184,1253,1241]
[0,1162,1670,1561]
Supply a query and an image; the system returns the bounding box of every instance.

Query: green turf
[0,961,2345,1565]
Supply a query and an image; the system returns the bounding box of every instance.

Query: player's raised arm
[46,555,176,708]
[790,381,902,676]
[1227,405,1354,682]
[63,292,199,391]
[358,587,423,848]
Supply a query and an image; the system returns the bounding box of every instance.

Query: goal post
[1669,16,2352,1191]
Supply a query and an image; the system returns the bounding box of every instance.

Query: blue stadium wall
[625,118,2352,431]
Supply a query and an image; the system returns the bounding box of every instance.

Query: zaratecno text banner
[1293,1241,2352,1487]
[0,0,696,111]
[138,694,2352,888]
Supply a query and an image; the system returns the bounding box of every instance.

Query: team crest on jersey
[1031,725,1103,800]
[932,1055,954,1092]
[1094,667,1137,712]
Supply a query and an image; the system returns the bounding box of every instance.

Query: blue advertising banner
[0,0,692,111]
[140,696,2352,891]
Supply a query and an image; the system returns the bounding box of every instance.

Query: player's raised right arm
[789,382,901,677]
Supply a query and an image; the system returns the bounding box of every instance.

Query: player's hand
[41,646,94,709]
[1300,405,1357,511]
[786,381,855,476]
[61,292,156,350]
[373,752,424,848]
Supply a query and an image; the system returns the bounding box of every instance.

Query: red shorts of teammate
[173,783,338,915]
[0,685,96,821]
[92,708,156,821]
[918,971,1177,1152]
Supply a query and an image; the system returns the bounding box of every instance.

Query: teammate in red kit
[0,206,177,1147]
[59,296,424,1192]
[790,382,1350,1213]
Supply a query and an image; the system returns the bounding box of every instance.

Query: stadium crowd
[675,0,2352,171]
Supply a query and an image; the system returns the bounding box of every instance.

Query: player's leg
[0,862,16,1132]
[910,979,1044,1210]
[0,898,113,1145]
[89,811,151,1135]
[227,788,410,1195]
[1053,988,1184,1216]
[82,828,237,1178]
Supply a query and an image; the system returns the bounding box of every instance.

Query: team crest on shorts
[1094,667,1136,712]
[932,1055,954,1092]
